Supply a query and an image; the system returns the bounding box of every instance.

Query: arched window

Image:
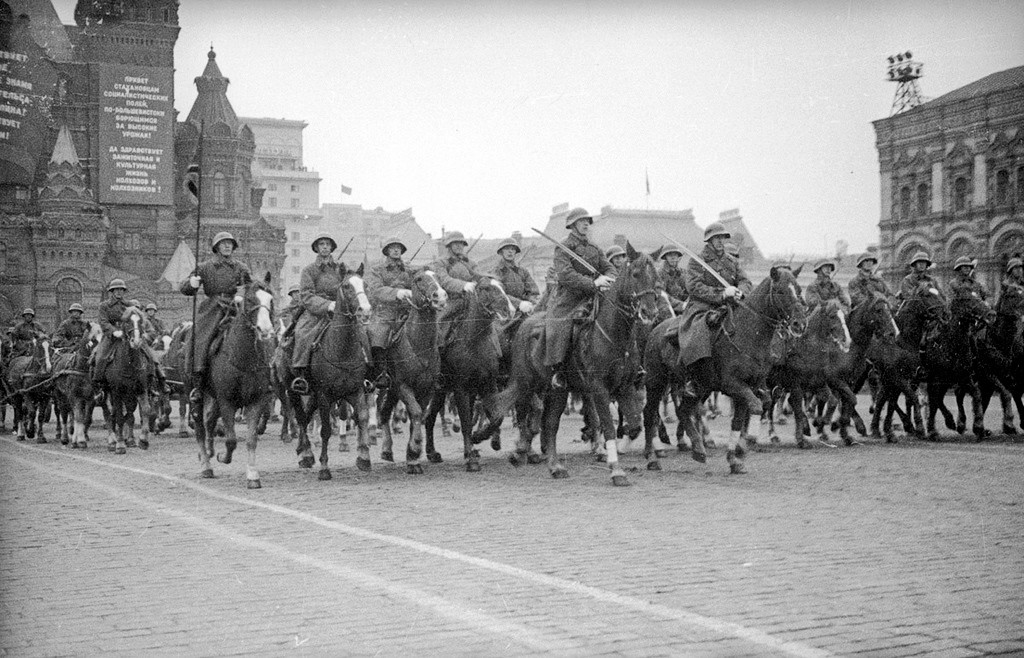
[954,177,968,211]
[55,277,83,322]
[916,183,929,215]
[899,186,912,219]
[995,169,1009,205]
[213,172,227,208]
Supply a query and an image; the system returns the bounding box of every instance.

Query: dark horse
[291,265,374,479]
[644,266,807,474]
[977,286,1024,433]
[377,269,448,474]
[195,274,277,488]
[52,322,103,449]
[161,322,194,437]
[4,336,53,443]
[96,309,153,454]
[423,278,516,472]
[504,244,660,486]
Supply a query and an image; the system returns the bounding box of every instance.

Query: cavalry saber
[407,240,428,263]
[465,233,484,255]
[657,231,733,291]
[334,236,355,264]
[530,228,599,276]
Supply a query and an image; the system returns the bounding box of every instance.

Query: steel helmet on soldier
[908,251,931,267]
[310,234,338,253]
[211,231,238,253]
[444,231,468,248]
[68,303,84,313]
[660,245,683,260]
[703,222,730,242]
[952,256,975,271]
[107,278,127,292]
[496,238,521,254]
[856,252,878,268]
[563,207,593,229]
[813,259,836,273]
[145,303,158,311]
[21,308,35,317]
[381,236,407,255]
[605,245,626,260]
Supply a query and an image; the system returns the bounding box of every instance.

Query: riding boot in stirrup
[290,367,310,395]
[680,380,698,399]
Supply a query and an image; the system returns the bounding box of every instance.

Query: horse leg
[724,384,761,474]
[986,373,1016,436]
[452,389,479,472]
[832,382,861,446]
[317,396,332,480]
[136,392,150,450]
[593,386,628,487]
[924,384,943,441]
[399,384,424,475]
[643,376,666,470]
[378,389,396,462]
[239,404,261,489]
[954,385,968,434]
[967,380,987,440]
[422,389,443,463]
[293,394,316,469]
[541,386,569,478]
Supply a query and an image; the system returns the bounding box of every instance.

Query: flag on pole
[645,168,650,196]
[341,185,352,195]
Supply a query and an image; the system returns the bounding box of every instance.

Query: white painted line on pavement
[5,439,831,658]
[6,451,579,656]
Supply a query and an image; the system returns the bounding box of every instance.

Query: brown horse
[51,322,103,449]
[291,266,374,478]
[504,244,660,485]
[423,278,516,471]
[644,266,807,474]
[95,308,155,454]
[4,336,53,443]
[377,269,448,474]
[160,321,194,437]
[195,274,276,488]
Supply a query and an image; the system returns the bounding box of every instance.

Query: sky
[54,0,1024,256]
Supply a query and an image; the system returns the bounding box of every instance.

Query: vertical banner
[98,65,174,205]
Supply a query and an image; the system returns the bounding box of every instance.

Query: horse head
[411,269,448,311]
[336,264,373,322]
[240,273,276,341]
[616,243,660,325]
[852,291,899,342]
[765,265,807,337]
[477,278,516,322]
[950,296,990,336]
[821,300,852,353]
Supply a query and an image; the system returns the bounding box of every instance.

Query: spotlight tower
[887,51,924,115]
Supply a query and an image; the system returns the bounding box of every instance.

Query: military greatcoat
[52,317,88,348]
[542,232,614,367]
[804,278,851,311]
[180,253,252,373]
[948,273,988,302]
[366,257,413,349]
[10,319,46,358]
[848,272,891,308]
[658,262,688,316]
[492,260,539,307]
[676,244,752,367]
[898,271,943,301]
[432,253,487,342]
[291,256,345,368]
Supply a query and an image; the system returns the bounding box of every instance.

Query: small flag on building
[341,185,352,196]
[645,168,650,196]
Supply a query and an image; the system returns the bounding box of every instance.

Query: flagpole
[188,121,204,401]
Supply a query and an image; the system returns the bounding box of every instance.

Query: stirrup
[551,372,566,389]
[290,377,309,395]
[188,387,203,404]
[362,379,376,394]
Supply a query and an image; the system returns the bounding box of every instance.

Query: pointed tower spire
[39,124,96,207]
[185,47,239,131]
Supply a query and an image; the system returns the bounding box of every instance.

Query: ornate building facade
[873,66,1024,291]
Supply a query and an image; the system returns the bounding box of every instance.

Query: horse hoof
[654,449,667,458]
[36,437,47,444]
[924,432,939,442]
[200,468,214,479]
[508,452,523,468]
[406,463,424,475]
[611,474,630,487]
[676,442,688,452]
[594,453,607,463]
[139,439,149,450]
[115,446,126,455]
[247,479,261,489]
[318,469,332,481]
[298,456,314,469]
[466,461,481,473]
[1003,425,1017,436]
[690,450,707,464]
[356,457,372,472]
[647,461,662,471]
[729,463,748,475]
[452,423,461,433]
[551,468,569,479]
[107,443,115,452]
[338,442,349,453]
[16,436,25,442]
[380,450,394,462]
[126,439,136,448]
[526,452,544,465]
[427,451,443,463]
[61,437,70,446]
[178,430,190,438]
[76,443,87,450]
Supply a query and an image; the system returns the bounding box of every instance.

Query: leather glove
[396,289,413,301]
[463,281,477,294]
[518,300,534,314]
[233,295,244,306]
[328,301,336,313]
[723,286,739,299]
[189,275,201,288]
[113,330,123,338]
[594,275,614,290]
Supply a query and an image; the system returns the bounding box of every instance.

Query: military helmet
[856,252,878,268]
[311,234,338,253]
[21,308,35,317]
[564,207,593,229]
[813,259,836,273]
[444,231,468,248]
[287,283,301,296]
[952,256,976,271]
[1006,257,1023,274]
[660,245,683,260]
[496,238,521,254]
[145,303,158,311]
[908,251,931,267]
[605,245,626,260]
[107,278,127,292]
[724,242,741,257]
[68,303,84,313]
[703,222,730,242]
[381,236,407,255]
[211,231,239,253]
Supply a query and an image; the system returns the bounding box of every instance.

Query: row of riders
[3,216,1022,487]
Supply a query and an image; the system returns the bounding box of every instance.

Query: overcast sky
[55,0,1024,255]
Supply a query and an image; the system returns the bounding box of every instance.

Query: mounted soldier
[605,245,627,273]
[180,231,253,401]
[898,251,944,301]
[432,231,488,346]
[675,222,753,397]
[848,252,891,308]
[492,237,539,315]
[657,244,688,316]
[93,280,165,388]
[543,207,616,388]
[279,283,302,327]
[289,234,350,394]
[366,235,415,391]
[10,309,46,359]
[999,257,1023,301]
[144,303,168,344]
[805,259,851,312]
[52,303,88,349]
[948,256,988,303]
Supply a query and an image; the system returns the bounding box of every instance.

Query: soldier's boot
[189,370,205,404]
[290,367,310,395]
[368,347,391,392]
[680,380,698,399]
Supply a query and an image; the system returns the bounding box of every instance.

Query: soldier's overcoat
[180,254,252,372]
[542,232,614,366]
[366,258,413,348]
[291,256,345,368]
[676,244,752,367]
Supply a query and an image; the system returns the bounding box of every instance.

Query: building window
[899,186,912,219]
[953,177,968,211]
[290,184,299,192]
[55,277,83,321]
[290,198,300,208]
[268,197,277,208]
[213,172,227,208]
[916,183,929,215]
[267,183,277,191]
[995,169,1009,205]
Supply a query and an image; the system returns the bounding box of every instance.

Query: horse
[377,269,448,474]
[4,336,53,443]
[51,322,103,448]
[147,334,173,435]
[290,266,374,479]
[195,274,277,488]
[161,321,194,437]
[504,243,660,485]
[977,287,1024,433]
[423,277,516,472]
[96,307,155,453]
[271,319,298,443]
[643,266,807,474]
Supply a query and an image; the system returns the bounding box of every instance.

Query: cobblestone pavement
[1,397,1022,657]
